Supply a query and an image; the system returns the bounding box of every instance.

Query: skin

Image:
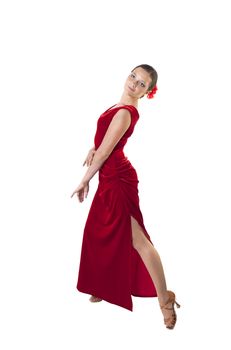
[71,67,177,327]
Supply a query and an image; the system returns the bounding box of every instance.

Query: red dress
[76,104,157,311]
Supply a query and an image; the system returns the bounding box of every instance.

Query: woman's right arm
[83,146,96,167]
[80,108,131,184]
[71,108,131,202]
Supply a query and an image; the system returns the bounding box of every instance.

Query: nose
[132,80,138,88]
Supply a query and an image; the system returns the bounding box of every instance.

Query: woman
[71,64,181,329]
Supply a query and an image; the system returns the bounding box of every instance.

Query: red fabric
[76,104,157,311]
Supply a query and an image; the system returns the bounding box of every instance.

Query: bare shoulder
[111,108,132,127]
[95,107,132,157]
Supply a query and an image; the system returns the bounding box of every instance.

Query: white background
[0,0,230,348]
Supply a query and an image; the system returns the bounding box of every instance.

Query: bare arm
[81,108,131,183]
[71,108,131,201]
[83,146,96,166]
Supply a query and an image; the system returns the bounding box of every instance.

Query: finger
[84,188,89,198]
[77,192,82,202]
[79,190,85,202]
[72,191,79,199]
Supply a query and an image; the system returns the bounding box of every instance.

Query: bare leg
[131,217,173,319]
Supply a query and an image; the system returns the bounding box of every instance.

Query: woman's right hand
[70,181,89,202]
[83,147,96,167]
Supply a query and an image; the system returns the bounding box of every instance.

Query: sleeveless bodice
[93,104,140,180]
[94,104,139,152]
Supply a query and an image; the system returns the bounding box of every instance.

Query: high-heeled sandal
[160,290,181,329]
[89,295,103,303]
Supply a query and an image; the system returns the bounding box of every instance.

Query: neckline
[105,104,139,113]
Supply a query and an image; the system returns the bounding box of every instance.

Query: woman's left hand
[70,181,89,202]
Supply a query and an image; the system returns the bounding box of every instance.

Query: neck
[118,92,138,108]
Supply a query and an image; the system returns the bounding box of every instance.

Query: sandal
[160,290,181,329]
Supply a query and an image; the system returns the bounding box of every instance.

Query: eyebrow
[131,71,146,84]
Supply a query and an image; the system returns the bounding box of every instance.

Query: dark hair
[132,64,158,91]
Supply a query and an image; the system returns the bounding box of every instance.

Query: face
[124,67,152,99]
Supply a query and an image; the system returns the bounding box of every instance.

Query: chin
[127,88,136,96]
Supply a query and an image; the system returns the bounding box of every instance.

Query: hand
[83,147,96,167]
[70,181,89,203]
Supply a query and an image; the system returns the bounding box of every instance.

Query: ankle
[158,291,169,306]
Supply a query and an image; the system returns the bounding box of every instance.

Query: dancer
[71,64,181,329]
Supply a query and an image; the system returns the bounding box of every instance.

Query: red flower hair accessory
[147,85,158,99]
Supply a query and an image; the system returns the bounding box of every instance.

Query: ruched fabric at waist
[99,149,138,184]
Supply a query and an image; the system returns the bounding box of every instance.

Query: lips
[128,86,135,92]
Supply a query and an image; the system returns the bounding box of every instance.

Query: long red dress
[76,104,157,311]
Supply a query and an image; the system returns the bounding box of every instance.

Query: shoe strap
[161,305,174,310]
[160,298,174,309]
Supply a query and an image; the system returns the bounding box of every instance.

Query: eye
[140,82,146,88]
[130,73,136,79]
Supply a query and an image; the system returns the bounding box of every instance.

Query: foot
[89,295,103,303]
[158,294,174,325]
[158,290,181,329]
